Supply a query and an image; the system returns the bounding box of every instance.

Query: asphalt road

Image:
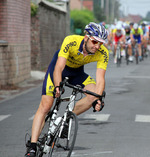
[0,53,150,157]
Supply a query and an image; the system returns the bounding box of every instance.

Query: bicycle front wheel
[135,49,139,64]
[36,111,52,157]
[116,47,121,67]
[125,46,129,65]
[49,111,78,157]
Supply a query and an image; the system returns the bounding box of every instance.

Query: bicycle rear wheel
[49,111,78,157]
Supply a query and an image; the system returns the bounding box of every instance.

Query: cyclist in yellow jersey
[130,23,143,61]
[140,22,149,57]
[25,22,109,157]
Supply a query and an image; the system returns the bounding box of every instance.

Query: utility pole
[105,0,109,23]
[111,0,115,23]
[81,0,83,9]
[101,0,104,9]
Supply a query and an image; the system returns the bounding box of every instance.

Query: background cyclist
[140,22,149,57]
[112,23,126,63]
[124,24,133,62]
[24,22,109,157]
[129,22,134,30]
[130,23,143,61]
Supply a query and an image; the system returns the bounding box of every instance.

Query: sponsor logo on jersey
[63,41,77,53]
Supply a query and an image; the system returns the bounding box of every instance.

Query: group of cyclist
[106,21,149,64]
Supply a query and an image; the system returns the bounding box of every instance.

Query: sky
[119,0,150,17]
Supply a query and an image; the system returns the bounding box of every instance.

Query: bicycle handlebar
[58,77,106,112]
[60,77,106,100]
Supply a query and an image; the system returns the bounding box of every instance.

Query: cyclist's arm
[121,29,126,41]
[53,36,71,88]
[146,31,149,40]
[120,34,126,43]
[95,68,106,95]
[112,32,116,43]
[93,68,106,111]
[139,28,143,41]
[141,34,143,42]
[130,33,134,42]
[53,56,67,97]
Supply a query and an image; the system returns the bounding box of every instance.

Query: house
[70,0,93,11]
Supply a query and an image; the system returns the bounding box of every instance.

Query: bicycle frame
[42,85,78,154]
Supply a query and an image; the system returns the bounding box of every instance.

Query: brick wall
[70,0,82,10]
[31,1,70,70]
[0,0,31,86]
[31,16,40,70]
[0,0,8,40]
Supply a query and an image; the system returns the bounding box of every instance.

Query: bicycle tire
[36,113,52,157]
[125,46,129,65]
[49,111,78,157]
[142,46,144,60]
[116,47,121,67]
[135,48,139,64]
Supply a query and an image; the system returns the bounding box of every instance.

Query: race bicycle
[125,42,129,65]
[116,41,122,67]
[132,39,139,64]
[25,77,105,157]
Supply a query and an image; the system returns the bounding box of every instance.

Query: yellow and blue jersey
[58,35,109,70]
[131,28,143,36]
[42,35,109,96]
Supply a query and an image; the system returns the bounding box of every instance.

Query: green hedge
[31,2,38,17]
[71,9,96,35]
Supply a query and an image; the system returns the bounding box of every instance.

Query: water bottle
[50,117,62,135]
[47,109,57,136]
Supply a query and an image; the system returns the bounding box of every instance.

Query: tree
[31,2,38,17]
[70,9,95,35]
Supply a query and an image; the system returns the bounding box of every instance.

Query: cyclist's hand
[92,99,104,112]
[53,86,60,98]
[95,100,102,111]
[55,87,60,97]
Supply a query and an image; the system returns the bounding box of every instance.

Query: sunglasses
[88,36,102,45]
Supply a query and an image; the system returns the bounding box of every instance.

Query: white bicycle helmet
[133,23,138,29]
[84,22,108,43]
[116,23,122,30]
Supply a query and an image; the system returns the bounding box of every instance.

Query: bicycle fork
[43,109,58,154]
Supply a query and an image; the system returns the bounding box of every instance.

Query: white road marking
[29,114,150,123]
[29,115,35,120]
[72,151,113,156]
[84,114,110,122]
[135,115,150,122]
[125,75,150,79]
[0,114,11,121]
